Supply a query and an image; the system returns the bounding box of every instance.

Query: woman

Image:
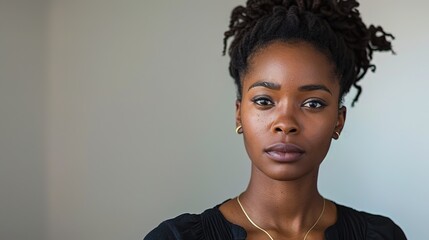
[145,0,406,239]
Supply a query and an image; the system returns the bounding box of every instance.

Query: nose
[271,104,300,135]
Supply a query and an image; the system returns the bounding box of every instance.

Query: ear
[333,106,346,140]
[235,100,242,128]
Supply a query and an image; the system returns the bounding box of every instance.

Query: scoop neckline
[213,199,342,238]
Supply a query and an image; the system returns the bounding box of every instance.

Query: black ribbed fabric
[144,202,406,240]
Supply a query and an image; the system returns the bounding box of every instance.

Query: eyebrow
[248,81,281,91]
[299,84,332,95]
[248,81,332,95]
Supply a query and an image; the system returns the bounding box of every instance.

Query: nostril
[275,127,298,134]
[275,127,283,132]
[289,128,297,133]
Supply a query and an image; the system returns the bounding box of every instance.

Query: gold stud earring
[334,131,340,139]
[235,126,243,134]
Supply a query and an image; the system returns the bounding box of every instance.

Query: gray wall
[1,0,427,239]
[0,0,47,239]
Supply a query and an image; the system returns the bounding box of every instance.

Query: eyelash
[251,96,274,107]
[302,99,327,109]
[251,96,327,109]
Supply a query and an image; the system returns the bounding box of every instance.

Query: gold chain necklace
[236,195,326,240]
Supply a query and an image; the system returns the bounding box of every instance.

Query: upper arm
[144,221,180,240]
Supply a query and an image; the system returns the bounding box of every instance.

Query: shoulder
[143,204,245,240]
[326,203,407,240]
[144,212,203,240]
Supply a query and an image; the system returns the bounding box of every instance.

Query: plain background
[1,0,428,239]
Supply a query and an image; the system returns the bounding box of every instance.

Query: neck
[240,165,323,230]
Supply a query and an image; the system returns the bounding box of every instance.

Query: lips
[264,143,305,163]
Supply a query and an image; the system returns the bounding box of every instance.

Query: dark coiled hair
[223,0,394,106]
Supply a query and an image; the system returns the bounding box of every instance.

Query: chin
[270,172,315,182]
[255,165,319,182]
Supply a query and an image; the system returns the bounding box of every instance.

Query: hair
[223,0,394,106]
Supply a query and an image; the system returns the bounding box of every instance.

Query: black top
[144,201,406,240]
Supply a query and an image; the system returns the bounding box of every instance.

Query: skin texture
[220,41,346,239]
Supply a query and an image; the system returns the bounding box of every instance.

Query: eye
[252,96,274,107]
[302,99,327,109]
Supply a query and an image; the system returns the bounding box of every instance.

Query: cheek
[241,108,271,153]
[308,119,334,137]
[303,115,336,149]
[307,129,332,149]
[242,108,270,135]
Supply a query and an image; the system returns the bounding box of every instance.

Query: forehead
[243,41,338,89]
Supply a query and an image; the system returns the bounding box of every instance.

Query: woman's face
[236,41,346,181]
